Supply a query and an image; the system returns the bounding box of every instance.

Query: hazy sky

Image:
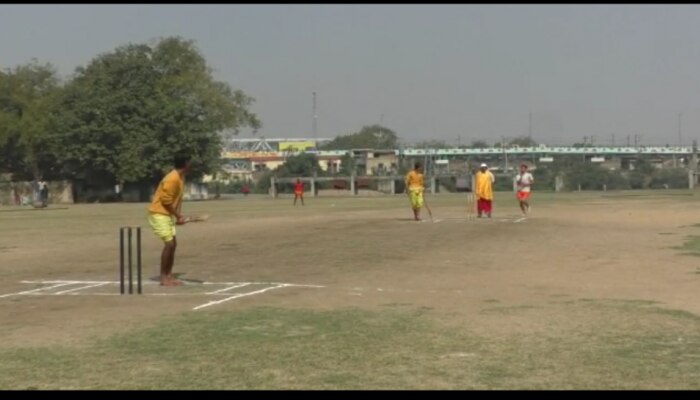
[3,4,700,146]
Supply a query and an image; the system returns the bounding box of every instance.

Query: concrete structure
[220,150,344,182]
[225,137,332,152]
[217,144,700,187]
[350,149,399,176]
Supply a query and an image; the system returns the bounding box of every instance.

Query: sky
[3,4,700,146]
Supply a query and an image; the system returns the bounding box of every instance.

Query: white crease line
[206,283,251,294]
[284,284,325,288]
[208,283,251,293]
[23,293,274,297]
[54,282,111,295]
[21,280,325,287]
[0,282,77,299]
[201,282,323,287]
[193,284,287,311]
[23,292,315,297]
[3,281,325,303]
[22,280,113,284]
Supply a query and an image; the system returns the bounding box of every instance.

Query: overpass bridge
[223,145,697,159]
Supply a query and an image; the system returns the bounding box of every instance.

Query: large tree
[49,37,261,186]
[0,60,61,180]
[508,136,538,147]
[255,153,324,193]
[469,140,490,149]
[414,139,452,149]
[322,124,398,150]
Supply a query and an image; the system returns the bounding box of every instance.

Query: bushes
[536,164,688,191]
[254,153,326,194]
[627,171,646,189]
[649,168,688,189]
[532,168,557,191]
[204,180,249,195]
[251,152,692,195]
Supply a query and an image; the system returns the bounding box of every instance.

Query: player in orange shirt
[405,162,425,221]
[147,153,191,286]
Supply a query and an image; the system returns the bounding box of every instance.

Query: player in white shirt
[515,164,534,217]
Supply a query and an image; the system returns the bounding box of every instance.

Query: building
[351,149,398,176]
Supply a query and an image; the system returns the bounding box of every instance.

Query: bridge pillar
[270,176,277,198]
[555,175,564,192]
[689,169,695,190]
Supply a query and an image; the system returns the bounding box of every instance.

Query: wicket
[119,226,142,295]
[466,192,476,220]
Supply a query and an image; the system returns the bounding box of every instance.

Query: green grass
[2,189,693,228]
[2,303,700,389]
[3,191,700,389]
[673,235,700,257]
[480,305,540,314]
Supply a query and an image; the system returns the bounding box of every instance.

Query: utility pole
[693,139,698,174]
[611,133,615,146]
[502,136,508,173]
[528,112,532,140]
[678,112,683,147]
[626,135,631,147]
[423,139,428,178]
[312,92,317,140]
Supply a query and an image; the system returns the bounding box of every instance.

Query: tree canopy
[468,140,490,149]
[0,60,61,180]
[321,124,398,150]
[414,139,452,149]
[0,37,261,188]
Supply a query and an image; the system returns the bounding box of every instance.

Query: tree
[508,136,538,147]
[321,124,398,150]
[469,140,490,149]
[255,153,324,193]
[414,139,452,148]
[0,69,22,174]
[277,153,323,177]
[632,158,655,175]
[0,60,62,180]
[338,153,355,175]
[492,136,537,149]
[49,37,261,188]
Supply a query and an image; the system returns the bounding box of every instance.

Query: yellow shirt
[475,170,495,200]
[148,170,185,216]
[405,170,424,191]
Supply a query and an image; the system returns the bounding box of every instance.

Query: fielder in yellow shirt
[475,163,495,218]
[148,153,191,286]
[405,162,425,221]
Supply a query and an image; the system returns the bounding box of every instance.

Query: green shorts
[409,189,424,210]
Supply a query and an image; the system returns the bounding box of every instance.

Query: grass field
[2,190,700,389]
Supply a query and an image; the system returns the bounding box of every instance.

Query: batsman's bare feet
[160,278,185,286]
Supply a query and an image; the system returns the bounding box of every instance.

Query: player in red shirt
[293,178,305,206]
